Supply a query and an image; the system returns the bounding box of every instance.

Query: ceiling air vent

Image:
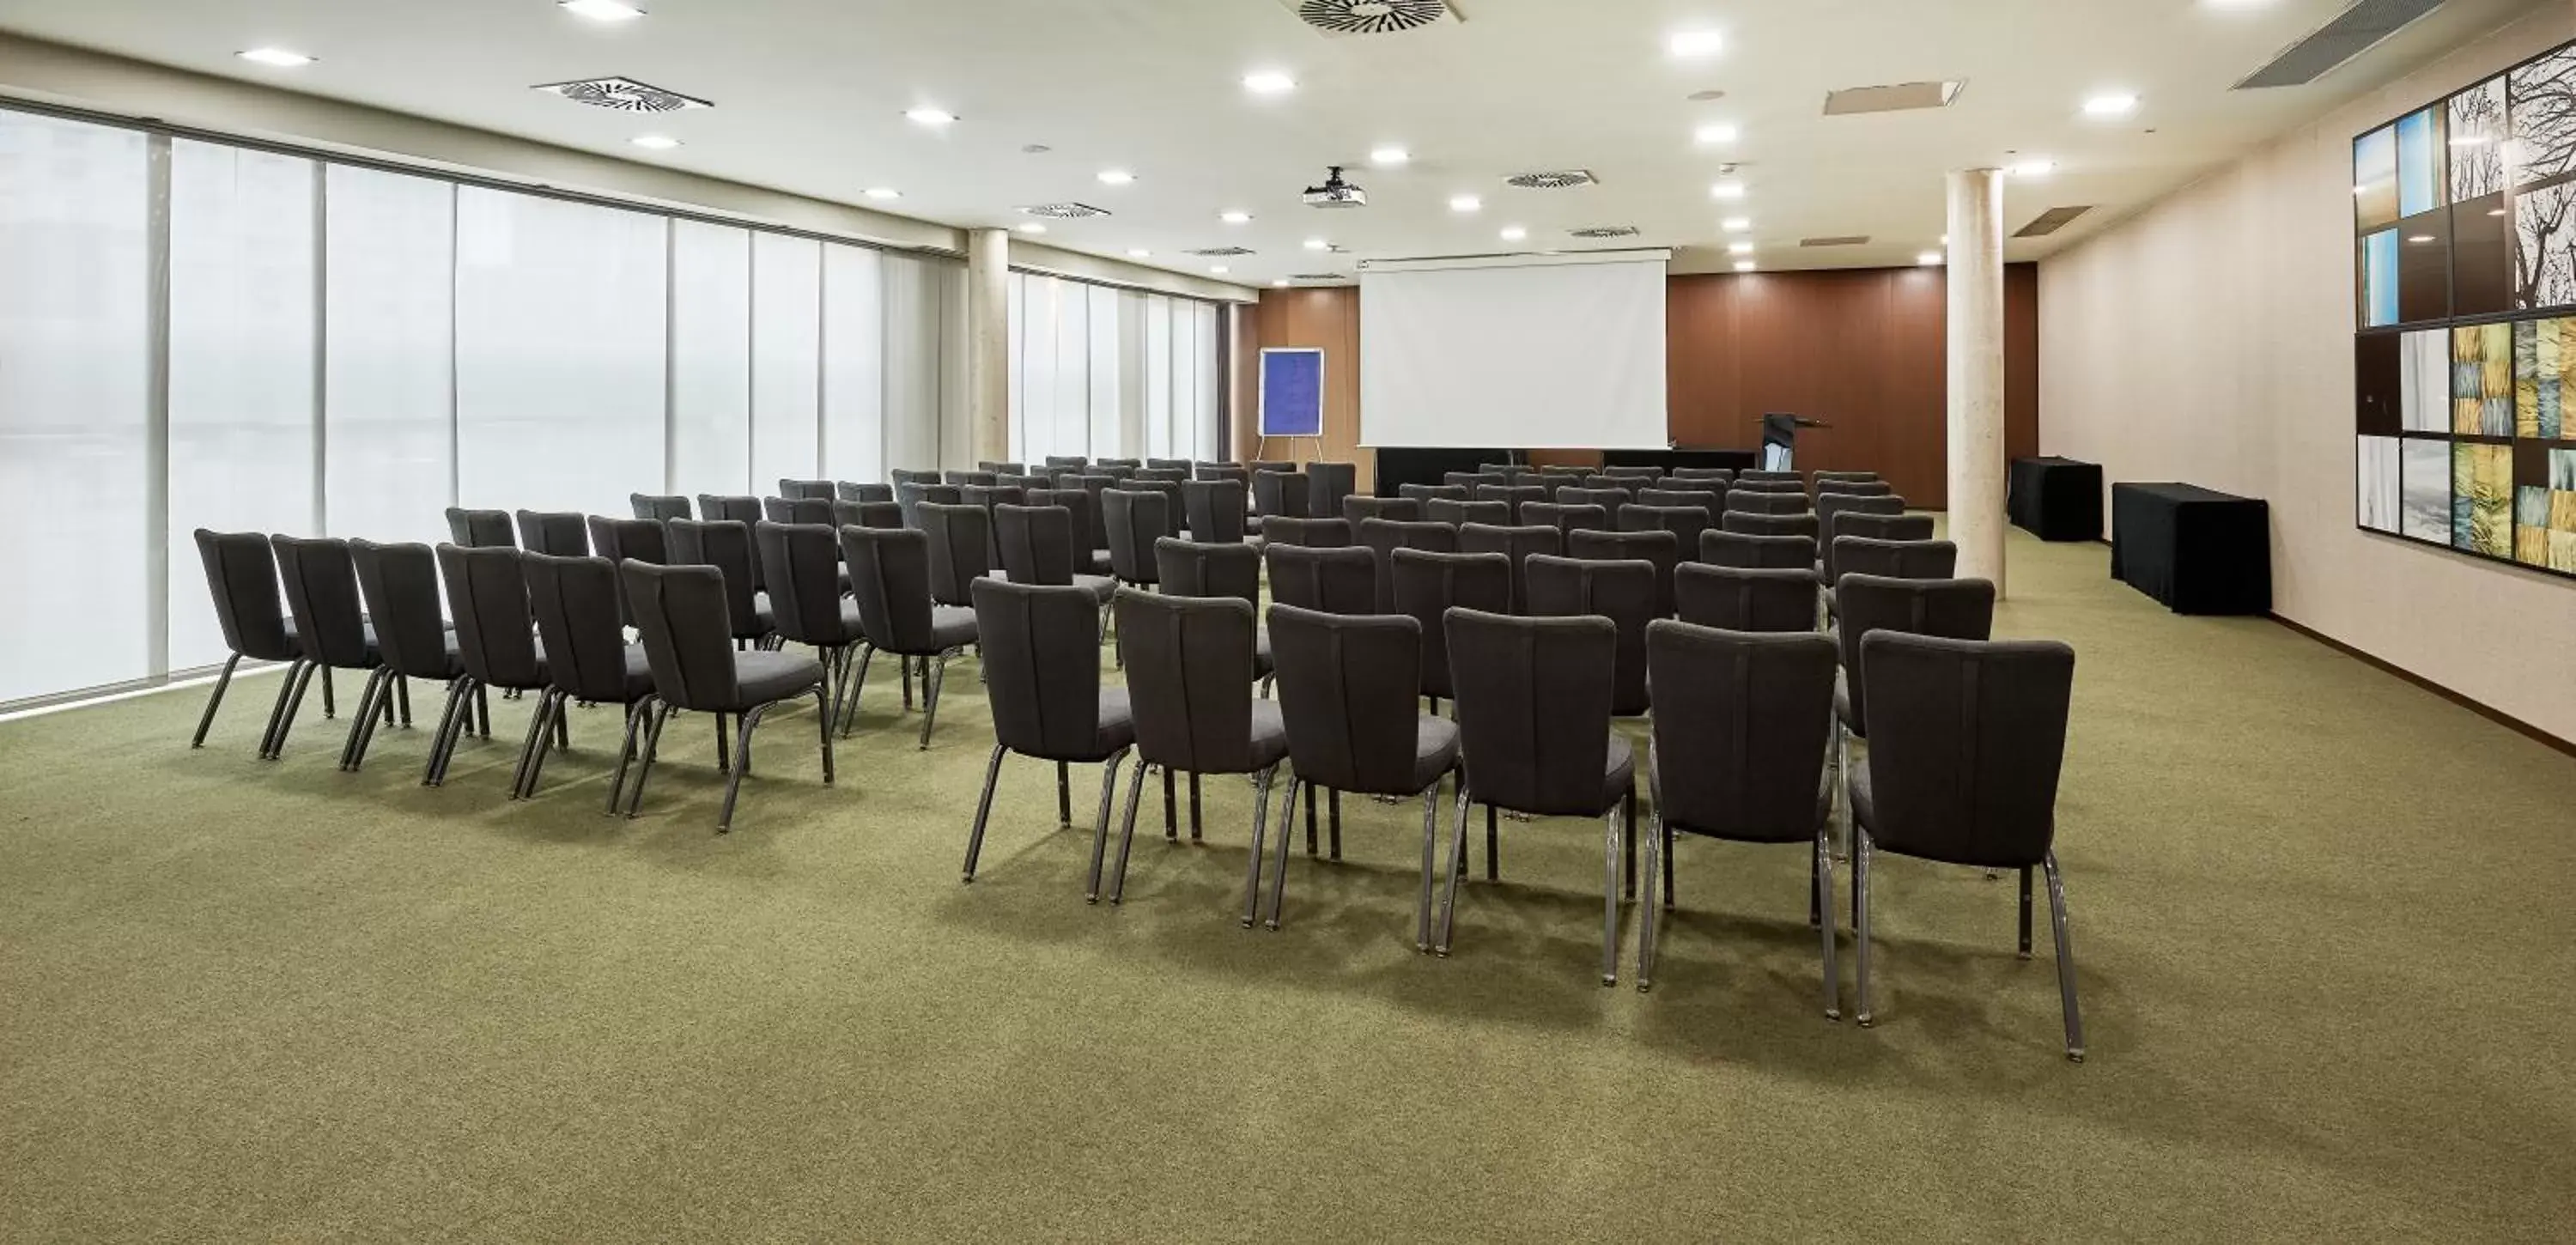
[1279,0,1459,37]
[1822,81,1964,116]
[1187,246,1258,257]
[1290,273,1349,282]
[1570,226,1641,239]
[532,76,712,112]
[2234,0,2445,89]
[1799,235,1870,247]
[1018,203,1112,219]
[2015,206,2094,238]
[1506,170,1598,190]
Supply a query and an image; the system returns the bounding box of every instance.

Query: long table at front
[1371,447,1759,495]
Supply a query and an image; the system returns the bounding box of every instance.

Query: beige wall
[2038,5,2576,743]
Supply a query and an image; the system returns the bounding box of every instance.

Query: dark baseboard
[2269,613,2574,758]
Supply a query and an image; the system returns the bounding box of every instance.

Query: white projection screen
[1359,252,1668,449]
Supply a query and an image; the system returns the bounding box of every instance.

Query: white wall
[2039,5,2576,743]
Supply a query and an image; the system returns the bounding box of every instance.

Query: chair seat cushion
[1247,699,1291,771]
[930,604,980,648]
[730,650,825,708]
[1254,629,1273,680]
[1091,688,1138,759]
[620,646,656,702]
[1072,573,1118,606]
[1411,715,1462,791]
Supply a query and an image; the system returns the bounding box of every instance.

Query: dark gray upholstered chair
[1155,537,1271,683]
[1850,632,2082,1060]
[1258,516,1352,550]
[1145,457,1192,473]
[891,468,944,487]
[896,481,963,531]
[1826,537,1959,622]
[836,482,896,505]
[587,516,672,625]
[1726,489,1810,516]
[698,495,764,526]
[1635,621,1840,1006]
[1182,478,1249,544]
[1399,483,1469,506]
[1103,488,1173,590]
[1568,528,1680,619]
[962,578,1138,888]
[1723,511,1820,541]
[998,472,1054,494]
[1674,564,1817,633]
[1522,501,1613,545]
[190,529,302,751]
[1358,517,1458,611]
[515,510,588,558]
[1737,470,1801,484]
[1043,455,1090,471]
[1261,603,1463,938]
[977,460,1028,476]
[1818,494,1907,564]
[1833,575,1997,840]
[1636,488,1722,516]
[264,535,376,761]
[521,551,657,811]
[1559,487,1634,525]
[918,501,999,609]
[346,539,465,776]
[1096,457,1141,471]
[1816,479,1896,499]
[1700,529,1817,570]
[1252,469,1309,524]
[1813,470,1880,485]
[665,519,774,647]
[1245,459,1293,477]
[1525,553,1656,720]
[1577,477,1640,501]
[1196,462,1251,487]
[1133,468,1188,484]
[1425,498,1510,528]
[1622,504,1713,576]
[1265,544,1376,616]
[779,478,835,500]
[1066,475,1119,567]
[1306,462,1358,520]
[1445,471,1504,492]
[1479,463,1526,482]
[436,543,562,799]
[1104,591,1289,908]
[1476,483,1549,525]
[1342,495,1419,526]
[1671,466,1735,488]
[1456,522,1561,614]
[1728,477,1807,494]
[1602,465,1663,483]
[1835,513,1935,545]
[762,495,834,526]
[841,525,981,747]
[631,493,691,522]
[943,471,999,489]
[995,501,1118,608]
[445,507,516,549]
[615,561,831,833]
[756,521,871,732]
[961,483,1024,513]
[1019,487,1102,577]
[834,499,903,531]
[1389,548,1510,711]
[1435,609,1637,978]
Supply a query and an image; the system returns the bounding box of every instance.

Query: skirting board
[2269,614,2574,758]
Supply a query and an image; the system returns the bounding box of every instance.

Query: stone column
[1946,167,2008,596]
[966,228,1010,465]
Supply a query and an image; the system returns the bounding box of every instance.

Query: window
[670,219,752,500]
[750,232,821,491]
[325,166,453,551]
[821,243,884,484]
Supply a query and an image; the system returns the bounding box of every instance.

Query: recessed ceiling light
[1720,216,1751,232]
[236,48,313,67]
[1941,234,1950,243]
[1127,247,1151,258]
[1303,238,1328,251]
[1370,146,1410,167]
[1449,194,1482,213]
[1220,210,1252,225]
[629,134,680,150]
[1017,222,1047,234]
[1242,70,1296,95]
[1726,241,1753,256]
[1273,278,1290,287]
[1734,260,1758,272]
[2010,158,2056,179]
[2082,92,2138,118]
[1097,169,1134,185]
[1500,225,1528,241]
[2407,234,2436,244]
[862,186,900,200]
[1668,30,1726,59]
[1209,264,1230,274]
[560,0,646,21]
[905,106,957,126]
[1710,181,1747,200]
[1917,251,1943,265]
[1695,123,1740,145]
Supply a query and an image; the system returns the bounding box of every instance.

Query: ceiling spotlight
[1733,260,1758,272]
[1500,225,1528,241]
[905,106,957,126]
[1917,251,1943,265]
[2082,92,2138,118]
[2010,158,2056,179]
[236,48,314,67]
[1449,194,1482,213]
[1941,234,1950,243]
[1017,222,1047,234]
[1127,248,1151,258]
[1668,30,1726,59]
[1303,238,1328,251]
[1720,216,1751,232]
[1210,264,1231,274]
[1242,70,1297,95]
[1727,241,1753,256]
[1710,181,1747,200]
[1273,278,1291,287]
[1220,210,1252,225]
[629,134,681,150]
[561,0,646,21]
[863,186,900,200]
[1097,169,1135,185]
[1370,146,1411,167]
[1695,123,1741,145]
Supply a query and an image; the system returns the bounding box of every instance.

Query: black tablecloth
[2109,483,2271,615]
[2008,457,2103,542]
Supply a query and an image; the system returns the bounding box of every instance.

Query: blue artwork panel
[2360,229,2400,328]
[2396,107,2445,217]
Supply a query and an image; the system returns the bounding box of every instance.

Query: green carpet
[2,530,2569,1242]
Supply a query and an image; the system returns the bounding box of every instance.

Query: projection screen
[1358,251,1668,449]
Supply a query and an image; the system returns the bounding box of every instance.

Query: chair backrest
[1813,470,1880,484]
[1455,522,1562,614]
[1738,470,1801,483]
[516,510,589,557]
[961,484,1025,513]
[1145,457,1192,472]
[437,543,544,689]
[445,507,517,549]
[620,561,744,712]
[631,493,691,522]
[1343,495,1421,526]
[1154,537,1260,605]
[896,481,964,531]
[1306,461,1358,519]
[1815,479,1895,499]
[1722,511,1820,540]
[1267,603,1439,796]
[1246,459,1293,475]
[1674,564,1816,633]
[1670,466,1735,487]
[1067,475,1118,549]
[1567,527,1680,618]
[1399,483,1469,505]
[1602,465,1663,482]
[995,501,1078,586]
[1133,467,1189,484]
[1729,477,1807,493]
[1358,518,1460,611]
[1479,463,1526,483]
[979,460,1030,476]
[1648,621,1838,843]
[917,502,996,607]
[1524,553,1656,716]
[1837,574,1998,732]
[1557,487,1630,525]
[1446,471,1505,492]
[1096,457,1141,470]
[1577,477,1639,500]
[1094,465,1137,483]
[973,578,1110,761]
[1699,529,1816,570]
[1835,513,1935,545]
[1636,487,1722,514]
[1521,501,1611,544]
[1265,544,1377,616]
[665,518,765,638]
[762,495,835,526]
[836,482,896,505]
[998,472,1054,494]
[1389,549,1510,699]
[1196,462,1251,484]
[1103,488,1173,585]
[587,515,671,568]
[755,521,861,648]
[699,495,764,525]
[1259,516,1352,549]
[1042,455,1090,471]
[835,499,905,530]
[348,539,452,679]
[1475,483,1549,524]
[842,525,939,653]
[270,535,373,668]
[194,529,297,661]
[1181,478,1248,544]
[1621,504,1711,577]
[1443,608,1619,817]
[521,552,641,703]
[1817,494,1908,577]
[1425,498,1510,528]
[1117,590,1261,773]
[890,468,944,486]
[1860,633,2075,869]
[1252,470,1309,519]
[1834,537,1958,586]
[1726,489,1809,516]
[944,470,999,489]
[779,478,835,500]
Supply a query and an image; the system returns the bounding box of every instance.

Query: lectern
[1759,414,1831,471]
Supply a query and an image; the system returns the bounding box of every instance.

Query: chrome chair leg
[714,704,769,834]
[337,668,388,771]
[1436,785,1472,956]
[963,744,1008,883]
[1107,754,1152,905]
[811,685,834,785]
[1413,777,1444,953]
[1087,747,1128,898]
[1264,771,1303,931]
[1637,811,1664,992]
[916,653,949,750]
[265,660,319,759]
[1816,827,1840,1020]
[1853,828,1875,1028]
[2044,851,2085,1063]
[605,698,648,816]
[1600,801,1625,987]
[1244,769,1286,927]
[255,659,306,759]
[2018,865,2035,958]
[624,701,674,818]
[1056,761,1073,827]
[191,653,240,749]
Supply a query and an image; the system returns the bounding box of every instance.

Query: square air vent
[1018,203,1112,219]
[1799,235,1870,247]
[1187,246,1257,257]
[2234,0,2445,89]
[1570,226,1641,239]
[1277,0,1460,37]
[1506,170,1599,190]
[532,76,712,112]
[1822,81,1964,116]
[2015,206,2093,238]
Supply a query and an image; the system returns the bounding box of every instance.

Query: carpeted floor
[2,529,2570,1242]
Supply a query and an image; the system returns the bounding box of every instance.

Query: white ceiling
[0,0,2549,284]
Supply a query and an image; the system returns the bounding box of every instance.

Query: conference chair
[841,525,981,748]
[586,514,671,568]
[1813,469,1881,485]
[1833,574,1997,843]
[520,551,658,811]
[264,536,378,761]
[1399,483,1469,506]
[1343,495,1419,526]
[1828,538,1959,622]
[997,472,1054,495]
[891,468,944,487]
[516,510,589,558]
[1850,632,2083,1060]
[1670,467,1734,487]
[189,529,303,751]
[1817,494,1907,572]
[835,482,896,505]
[1700,530,1818,570]
[1103,489,1174,593]
[1067,475,1120,564]
[1195,461,1251,484]
[1425,498,1510,528]
[961,483,1028,529]
[1133,467,1190,485]
[630,494,691,522]
[943,471,999,489]
[1259,516,1353,549]
[1182,478,1249,544]
[1738,471,1801,484]
[1006,493,1118,603]
[1602,465,1664,483]
[920,502,1000,610]
[1103,591,1289,908]
[1246,459,1294,477]
[1835,513,1935,546]
[1252,470,1310,526]
[1578,476,1641,500]
[835,500,905,531]
[1521,501,1612,545]
[1097,458,1142,471]
[755,521,871,744]
[1389,549,1510,713]
[1536,465,1589,480]
[896,481,964,531]
[1815,479,1896,499]
[1306,462,1358,520]
[1634,621,1840,1006]
[1479,463,1528,483]
[1044,455,1091,471]
[961,579,1137,888]
[1728,478,1807,495]
[1156,537,1271,684]
[615,562,831,834]
[1559,486,1631,526]
[1261,604,1463,938]
[445,507,517,549]
[435,544,561,799]
[1358,517,1459,611]
[1723,511,1820,541]
[665,519,775,649]
[762,496,833,526]
[1727,489,1810,517]
[344,539,467,776]
[780,478,835,500]
[1456,522,1562,613]
[1145,457,1193,473]
[1620,505,1713,580]
[1265,544,1376,615]
[1526,554,1656,720]
[1636,488,1723,517]
[977,460,1028,477]
[1435,609,1636,979]
[699,495,764,526]
[1446,471,1505,493]
[1477,483,1549,525]
[1674,564,1817,633]
[1568,529,1681,619]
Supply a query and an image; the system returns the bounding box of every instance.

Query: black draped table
[1373,446,1759,496]
[2109,483,2271,616]
[2008,457,2103,542]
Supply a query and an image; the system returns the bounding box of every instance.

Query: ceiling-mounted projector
[1303,166,1367,208]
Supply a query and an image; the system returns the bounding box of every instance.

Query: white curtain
[1005,272,1226,465]
[670,219,753,501]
